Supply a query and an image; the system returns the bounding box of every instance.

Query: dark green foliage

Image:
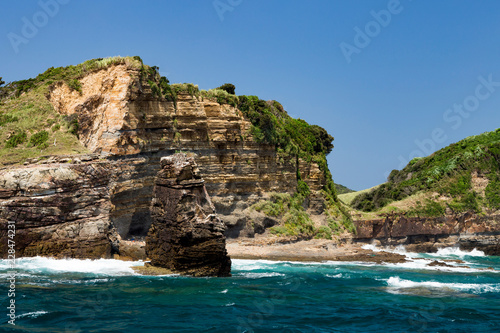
[255,193,316,237]
[445,174,471,196]
[14,78,36,97]
[217,83,235,95]
[485,176,500,209]
[237,95,334,157]
[446,192,480,214]
[67,79,82,93]
[0,114,18,126]
[314,226,333,239]
[5,131,27,148]
[148,80,161,98]
[0,78,6,100]
[335,183,354,194]
[66,116,79,137]
[408,199,446,217]
[297,180,311,197]
[159,76,176,103]
[352,128,500,212]
[29,130,49,148]
[201,89,238,106]
[172,83,199,97]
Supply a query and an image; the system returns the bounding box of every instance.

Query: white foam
[361,244,379,252]
[326,273,343,278]
[239,272,285,278]
[385,276,500,293]
[432,247,485,258]
[1,257,144,276]
[231,259,283,271]
[361,244,419,257]
[383,258,498,273]
[16,311,49,319]
[361,244,489,259]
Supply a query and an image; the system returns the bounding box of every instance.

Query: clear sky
[2,0,500,190]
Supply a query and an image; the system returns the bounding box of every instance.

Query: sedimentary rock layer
[353,213,500,255]
[0,157,118,258]
[46,65,325,239]
[0,64,328,259]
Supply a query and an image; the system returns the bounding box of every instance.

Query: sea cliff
[0,57,335,260]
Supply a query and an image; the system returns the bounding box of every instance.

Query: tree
[0,77,4,87]
[217,83,235,95]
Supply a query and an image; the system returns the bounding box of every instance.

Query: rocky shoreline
[226,238,407,263]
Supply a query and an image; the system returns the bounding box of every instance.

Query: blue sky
[2,0,500,190]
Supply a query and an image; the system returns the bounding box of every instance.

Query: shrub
[297,180,310,197]
[201,89,238,107]
[217,83,235,95]
[5,131,27,148]
[148,80,161,98]
[351,128,500,212]
[66,116,79,137]
[409,199,446,217]
[0,114,18,126]
[67,79,82,93]
[315,226,332,239]
[485,177,500,210]
[29,130,49,148]
[171,83,199,97]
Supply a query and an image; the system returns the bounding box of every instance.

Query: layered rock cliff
[353,213,500,255]
[0,58,333,259]
[0,156,118,258]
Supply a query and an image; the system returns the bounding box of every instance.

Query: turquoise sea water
[1,246,499,332]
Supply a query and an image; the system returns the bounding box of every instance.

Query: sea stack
[145,153,231,277]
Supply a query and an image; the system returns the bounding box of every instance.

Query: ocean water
[1,247,499,333]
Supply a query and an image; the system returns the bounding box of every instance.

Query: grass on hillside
[0,56,144,165]
[338,184,381,206]
[0,87,87,165]
[350,128,500,216]
[335,183,354,195]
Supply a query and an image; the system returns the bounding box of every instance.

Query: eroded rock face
[0,158,119,258]
[145,154,231,277]
[353,213,500,255]
[0,64,329,260]
[46,66,325,238]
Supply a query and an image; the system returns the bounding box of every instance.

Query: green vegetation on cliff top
[0,56,145,164]
[350,128,500,217]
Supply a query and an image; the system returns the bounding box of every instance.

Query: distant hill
[350,129,500,216]
[335,183,354,195]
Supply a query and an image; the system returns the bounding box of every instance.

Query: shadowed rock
[145,153,231,277]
